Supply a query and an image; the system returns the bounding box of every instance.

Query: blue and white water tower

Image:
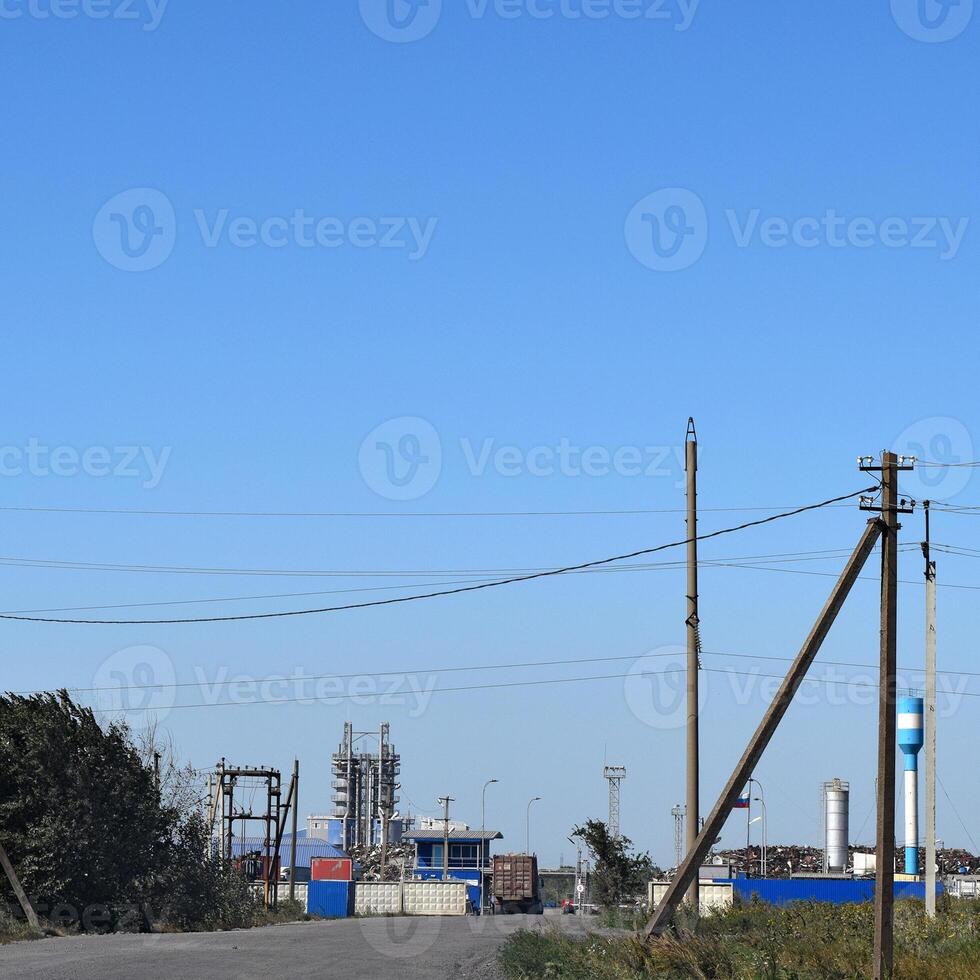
[897,696,924,875]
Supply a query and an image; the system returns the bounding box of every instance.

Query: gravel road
[0,912,591,980]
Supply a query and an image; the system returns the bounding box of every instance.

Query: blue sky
[1,1,978,867]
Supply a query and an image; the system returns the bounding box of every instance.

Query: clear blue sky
[1,1,978,868]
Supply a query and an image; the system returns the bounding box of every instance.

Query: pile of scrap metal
[706,845,980,878]
[349,841,416,882]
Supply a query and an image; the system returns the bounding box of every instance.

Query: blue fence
[308,880,352,918]
[725,878,943,907]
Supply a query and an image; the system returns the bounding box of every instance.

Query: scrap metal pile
[706,845,980,878]
[348,841,416,882]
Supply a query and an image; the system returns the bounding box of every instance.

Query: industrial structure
[328,722,402,851]
[603,765,626,839]
[822,778,850,874]
[898,696,925,875]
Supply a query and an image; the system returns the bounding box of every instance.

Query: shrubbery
[0,692,262,936]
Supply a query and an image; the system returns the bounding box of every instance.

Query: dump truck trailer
[492,854,544,914]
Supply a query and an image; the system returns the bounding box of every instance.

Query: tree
[0,692,253,932]
[572,819,660,908]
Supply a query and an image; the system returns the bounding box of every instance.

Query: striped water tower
[897,696,924,875]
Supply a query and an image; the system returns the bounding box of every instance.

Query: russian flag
[733,794,750,809]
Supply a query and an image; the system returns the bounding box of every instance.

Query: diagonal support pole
[644,518,884,938]
[0,842,40,931]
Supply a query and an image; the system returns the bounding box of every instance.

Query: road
[0,913,591,980]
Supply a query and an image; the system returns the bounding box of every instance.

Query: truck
[492,854,544,915]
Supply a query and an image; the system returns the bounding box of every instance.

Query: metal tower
[671,804,686,870]
[604,766,626,838]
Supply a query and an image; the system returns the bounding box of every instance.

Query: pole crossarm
[644,517,884,939]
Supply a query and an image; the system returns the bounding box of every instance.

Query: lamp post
[747,778,765,875]
[481,779,498,912]
[526,797,542,855]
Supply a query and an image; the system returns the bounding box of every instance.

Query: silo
[822,778,850,873]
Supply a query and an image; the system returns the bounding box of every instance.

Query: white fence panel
[648,881,733,914]
[403,880,467,916]
[354,882,402,916]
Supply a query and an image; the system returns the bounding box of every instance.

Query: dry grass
[499,898,980,979]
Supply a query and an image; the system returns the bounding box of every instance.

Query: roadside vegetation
[499,898,980,979]
[0,692,304,940]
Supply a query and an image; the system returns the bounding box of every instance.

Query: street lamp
[481,779,498,912]
[747,778,765,875]
[526,797,542,855]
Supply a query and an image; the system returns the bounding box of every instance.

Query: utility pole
[685,418,700,910]
[0,842,39,931]
[861,451,915,980]
[923,501,937,918]
[289,759,299,904]
[438,796,454,880]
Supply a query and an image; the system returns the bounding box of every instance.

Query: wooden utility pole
[0,843,39,931]
[923,502,937,918]
[685,419,700,910]
[289,759,299,904]
[645,518,883,937]
[863,451,914,980]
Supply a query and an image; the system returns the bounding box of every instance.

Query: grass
[499,898,980,979]
[0,908,42,945]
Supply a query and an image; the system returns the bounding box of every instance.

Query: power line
[0,488,875,625]
[0,502,855,519]
[31,645,980,699]
[74,660,980,715]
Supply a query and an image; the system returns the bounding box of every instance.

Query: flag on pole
[733,794,750,809]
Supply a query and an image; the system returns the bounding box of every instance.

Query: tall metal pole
[924,501,937,918]
[645,518,883,938]
[873,451,901,980]
[481,779,497,911]
[289,759,299,903]
[438,795,454,879]
[526,797,541,855]
[685,418,700,908]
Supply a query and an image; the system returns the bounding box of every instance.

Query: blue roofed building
[402,828,503,911]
